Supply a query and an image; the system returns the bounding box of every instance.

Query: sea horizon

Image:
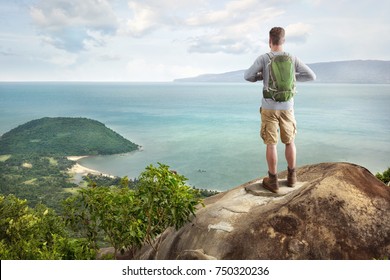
[1,82,389,191]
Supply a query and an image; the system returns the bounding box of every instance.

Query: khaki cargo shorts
[260,108,297,145]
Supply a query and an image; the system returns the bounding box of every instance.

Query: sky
[0,0,389,82]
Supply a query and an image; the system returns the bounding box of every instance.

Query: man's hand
[256,72,263,81]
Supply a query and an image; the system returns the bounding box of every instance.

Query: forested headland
[0,117,140,211]
[0,117,139,156]
[0,117,218,259]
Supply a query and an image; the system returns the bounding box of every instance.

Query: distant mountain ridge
[174,60,390,84]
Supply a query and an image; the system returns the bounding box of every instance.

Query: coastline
[67,156,115,179]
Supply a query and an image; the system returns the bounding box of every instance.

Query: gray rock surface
[135,162,390,260]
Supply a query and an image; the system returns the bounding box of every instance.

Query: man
[244,27,316,193]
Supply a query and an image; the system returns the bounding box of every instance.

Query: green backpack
[263,53,296,102]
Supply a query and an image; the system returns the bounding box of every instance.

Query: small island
[0,117,218,212]
[0,117,139,156]
[0,119,206,260]
[0,117,139,211]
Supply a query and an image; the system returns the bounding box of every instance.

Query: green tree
[376,167,390,185]
[0,194,95,260]
[63,163,203,258]
[63,185,144,258]
[136,163,203,251]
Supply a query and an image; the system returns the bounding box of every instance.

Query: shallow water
[1,82,389,190]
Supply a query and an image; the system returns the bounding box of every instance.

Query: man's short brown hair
[269,27,285,45]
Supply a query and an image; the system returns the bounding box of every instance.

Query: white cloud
[46,51,78,67]
[186,4,285,54]
[185,9,229,27]
[29,0,288,55]
[83,30,110,50]
[2,0,388,81]
[285,22,312,44]
[188,34,254,54]
[30,0,118,52]
[185,0,259,27]
[119,0,286,55]
[119,0,201,37]
[121,1,160,37]
[30,0,117,31]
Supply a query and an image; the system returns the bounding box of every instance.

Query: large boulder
[136,162,390,260]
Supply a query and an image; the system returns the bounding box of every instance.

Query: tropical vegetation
[0,118,210,259]
[376,167,390,185]
[0,117,139,156]
[1,163,203,259]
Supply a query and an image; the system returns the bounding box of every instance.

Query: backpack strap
[265,52,275,97]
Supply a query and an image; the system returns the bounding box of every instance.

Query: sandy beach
[67,155,89,161]
[67,156,115,178]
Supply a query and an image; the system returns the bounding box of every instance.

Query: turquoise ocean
[0,82,389,191]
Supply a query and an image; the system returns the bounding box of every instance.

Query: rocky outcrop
[136,162,390,260]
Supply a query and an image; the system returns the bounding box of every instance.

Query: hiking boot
[262,172,279,193]
[287,167,297,188]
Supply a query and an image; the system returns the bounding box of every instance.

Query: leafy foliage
[63,184,144,257]
[0,154,75,212]
[82,174,139,189]
[196,188,220,198]
[0,117,140,212]
[376,167,390,185]
[0,117,214,215]
[136,163,203,251]
[63,163,203,258]
[0,194,95,260]
[0,117,139,156]
[0,118,211,259]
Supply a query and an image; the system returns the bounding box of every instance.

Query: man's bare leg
[285,142,296,170]
[266,144,278,175]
